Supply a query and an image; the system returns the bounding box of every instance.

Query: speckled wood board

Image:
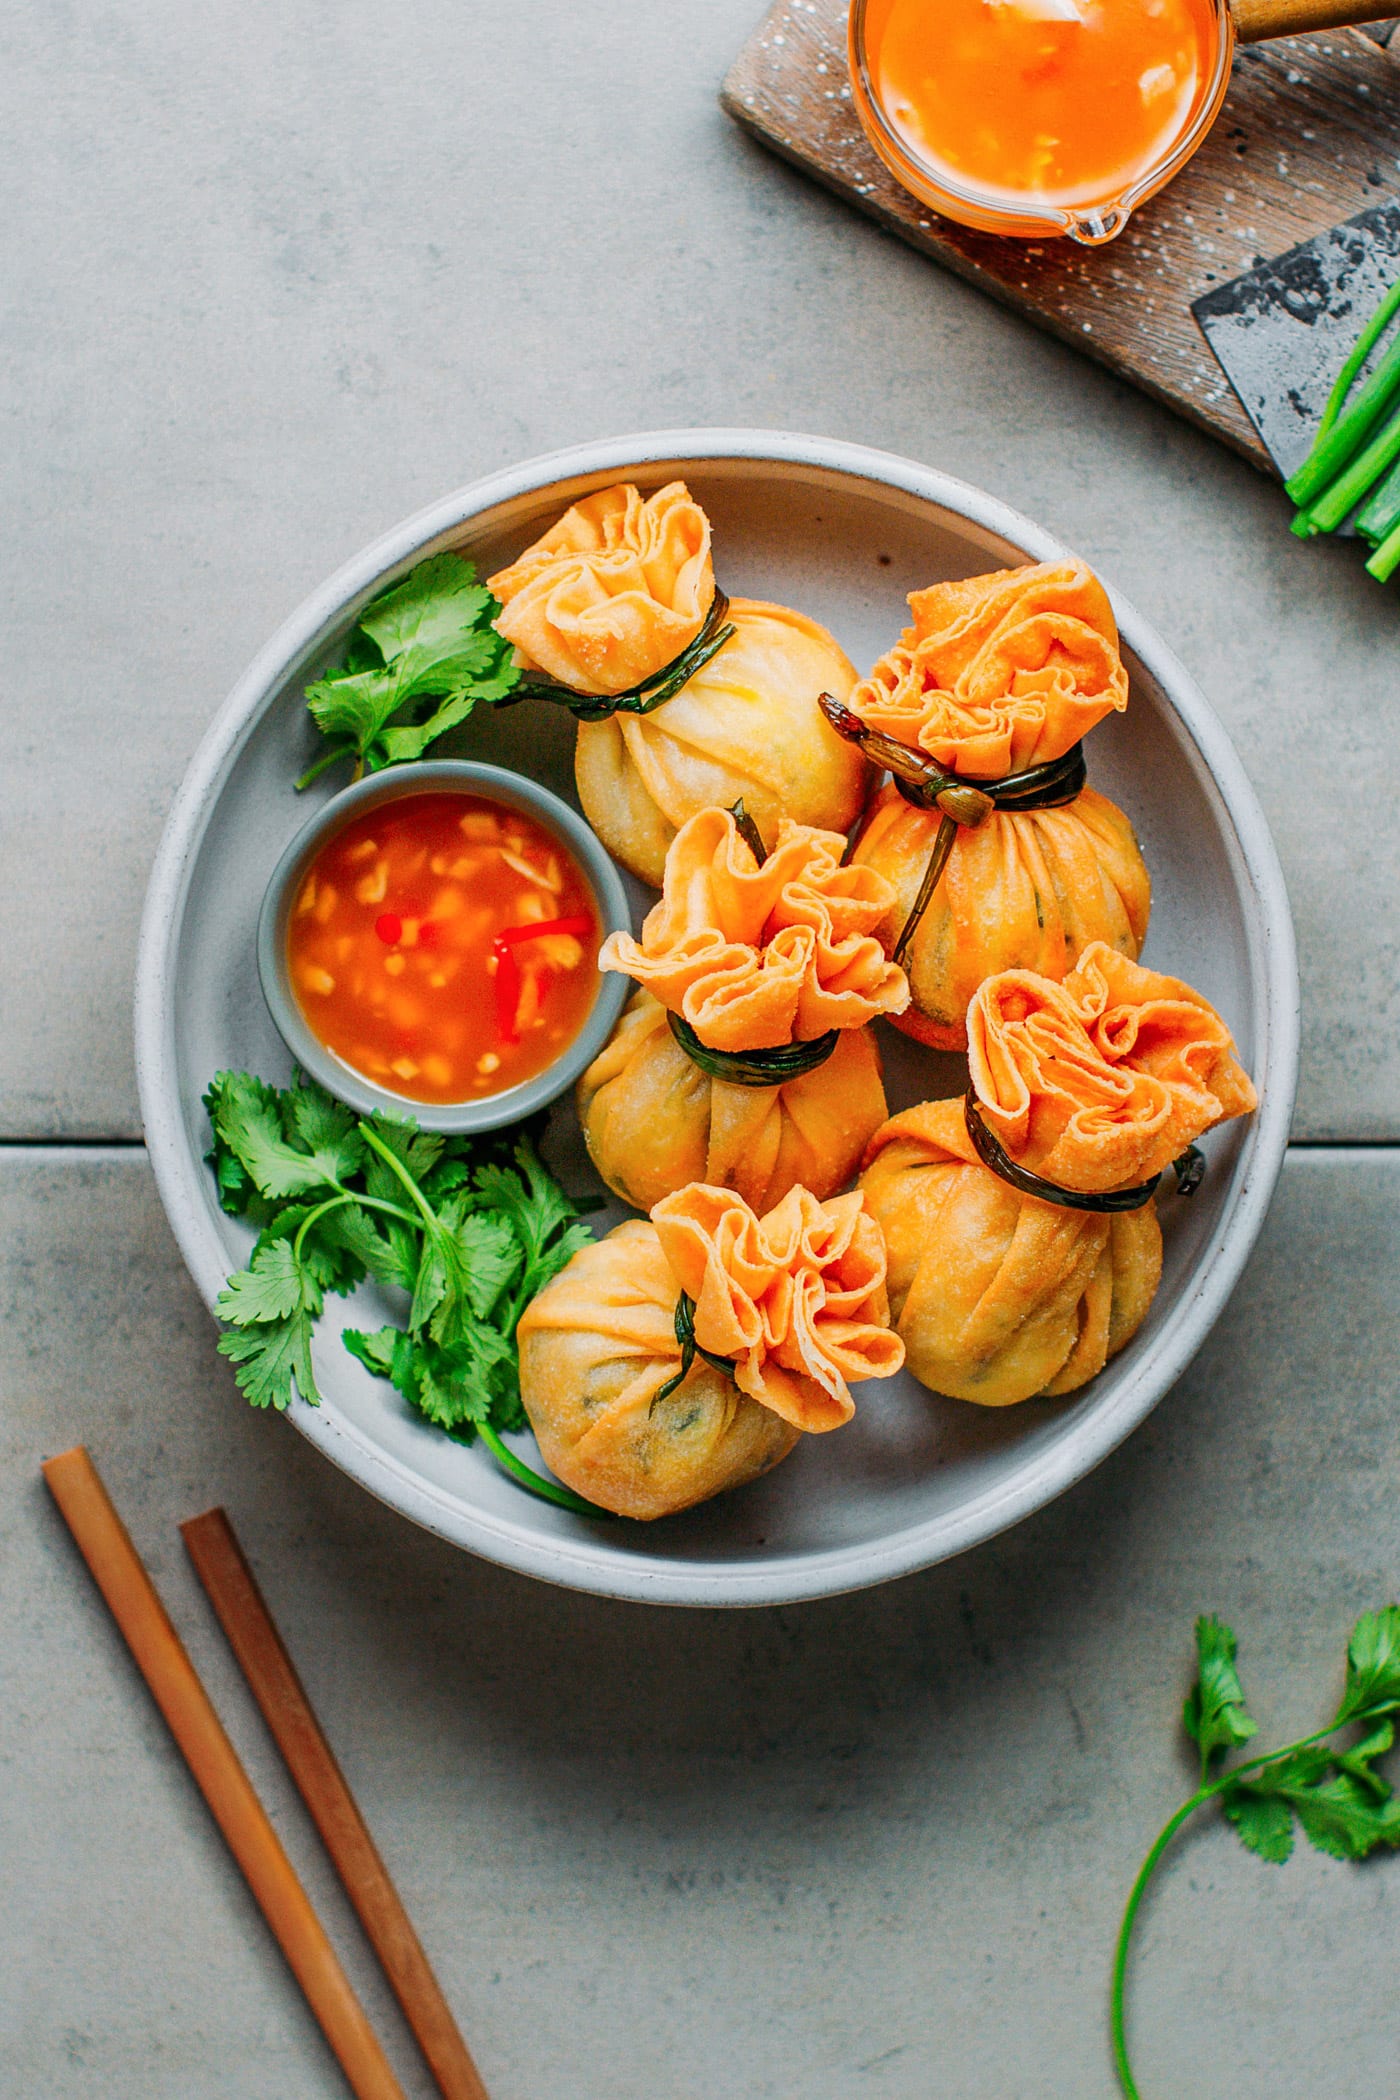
[721,5,1400,470]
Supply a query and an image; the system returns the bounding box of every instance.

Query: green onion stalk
[1285,276,1400,570]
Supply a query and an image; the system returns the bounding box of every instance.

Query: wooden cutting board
[721,6,1400,470]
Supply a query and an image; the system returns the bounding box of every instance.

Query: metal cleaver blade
[1193,198,1400,500]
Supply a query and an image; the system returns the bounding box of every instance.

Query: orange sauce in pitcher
[863,0,1219,209]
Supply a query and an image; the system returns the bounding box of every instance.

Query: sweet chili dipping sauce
[287,791,602,1106]
[864,0,1218,209]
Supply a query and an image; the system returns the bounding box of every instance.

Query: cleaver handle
[1230,0,1400,40]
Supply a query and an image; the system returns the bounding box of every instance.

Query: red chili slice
[493,915,590,1042]
[493,938,523,1045]
[374,912,403,945]
[496,913,593,947]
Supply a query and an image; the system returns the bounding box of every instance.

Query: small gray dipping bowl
[256,759,630,1133]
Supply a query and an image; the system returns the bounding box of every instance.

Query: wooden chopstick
[42,1447,407,2100]
[181,1505,491,2100]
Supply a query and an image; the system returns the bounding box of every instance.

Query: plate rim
[134,427,1300,1608]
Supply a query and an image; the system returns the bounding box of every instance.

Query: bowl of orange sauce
[849,0,1232,245]
[258,761,631,1133]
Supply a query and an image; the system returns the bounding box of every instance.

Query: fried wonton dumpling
[858,946,1257,1407]
[517,1181,904,1519]
[852,779,1151,1052]
[846,558,1147,1051]
[580,991,890,1218]
[860,1098,1165,1408]
[580,808,908,1214]
[488,481,714,697]
[574,598,871,887]
[851,560,1129,776]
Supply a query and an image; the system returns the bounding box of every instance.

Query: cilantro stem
[358,1123,443,1238]
[294,742,355,792]
[293,1194,353,1263]
[476,1422,612,1517]
[1111,1719,1365,2095]
[1111,1788,1210,2098]
[291,1190,418,1264]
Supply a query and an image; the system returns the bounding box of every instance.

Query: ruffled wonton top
[488,481,714,697]
[598,805,910,1050]
[850,560,1129,778]
[648,1182,903,1433]
[965,942,1258,1194]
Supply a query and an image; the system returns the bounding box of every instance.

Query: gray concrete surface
[2,0,1398,1139]
[5,1146,1400,2100]
[6,2,1400,2095]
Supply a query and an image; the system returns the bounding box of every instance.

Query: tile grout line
[0,1137,148,1149]
[4,1137,1400,1152]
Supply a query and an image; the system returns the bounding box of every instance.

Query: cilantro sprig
[204,1069,602,1514]
[1113,1610,1400,2095]
[296,552,520,789]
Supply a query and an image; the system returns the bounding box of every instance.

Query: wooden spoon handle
[1230,0,1400,42]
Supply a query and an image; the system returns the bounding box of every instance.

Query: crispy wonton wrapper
[847,561,1146,1051]
[599,806,909,1048]
[852,779,1151,1052]
[968,942,1258,1194]
[488,481,714,697]
[518,1181,904,1519]
[858,945,1257,1406]
[575,598,871,888]
[581,808,908,1214]
[852,560,1129,776]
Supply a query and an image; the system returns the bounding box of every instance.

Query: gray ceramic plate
[135,430,1299,1608]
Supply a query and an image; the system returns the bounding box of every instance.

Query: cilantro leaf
[207,1072,594,1485]
[357,554,492,663]
[1183,1615,1257,1775]
[531,1216,594,1293]
[1116,1607,1400,2098]
[419,1158,476,1202]
[299,552,519,784]
[317,1201,413,1293]
[409,1331,505,1435]
[203,1076,271,1221]
[217,1237,324,1327]
[1221,1788,1295,1864]
[1229,1750,1400,1864]
[473,1139,595,1320]
[342,1324,399,1379]
[218,1311,319,1410]
[208,1068,357,1200]
[305,665,400,747]
[1220,1719,1400,1867]
[283,1079,363,1163]
[345,1320,516,1437]
[378,694,480,767]
[1336,1607,1400,1725]
[251,1203,368,1297]
[362,1113,444,1199]
[1337,1715,1397,1793]
[439,1205,521,1320]
[1214,1685,1400,1867]
[407,1237,448,1337]
[1290,1773,1400,1861]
